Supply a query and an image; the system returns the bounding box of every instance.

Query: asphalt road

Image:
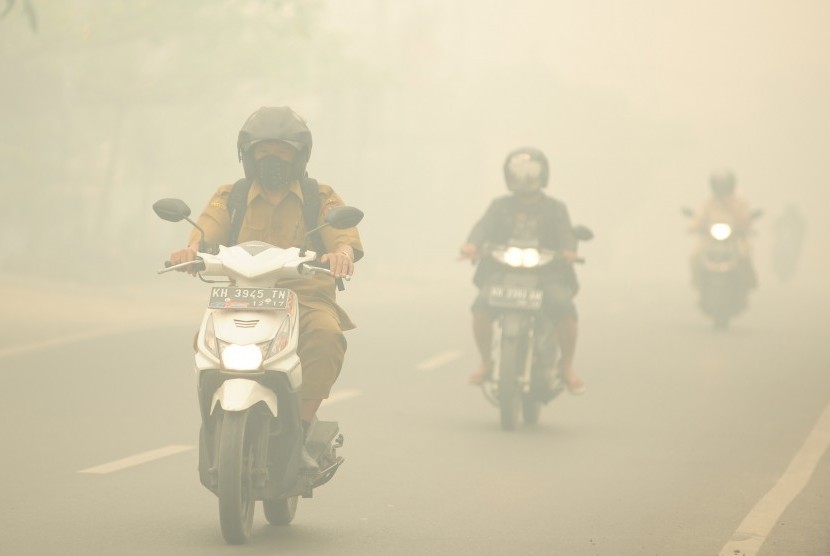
[1,274,828,555]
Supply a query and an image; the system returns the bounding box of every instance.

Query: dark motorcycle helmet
[503,147,549,193]
[709,169,736,197]
[237,106,313,180]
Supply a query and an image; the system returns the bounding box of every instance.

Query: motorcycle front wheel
[498,337,522,431]
[218,410,257,544]
[522,394,542,424]
[263,496,299,525]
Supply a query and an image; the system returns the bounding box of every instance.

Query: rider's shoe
[300,445,320,474]
[565,374,586,395]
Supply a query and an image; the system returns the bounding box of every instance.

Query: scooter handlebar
[158,259,206,274]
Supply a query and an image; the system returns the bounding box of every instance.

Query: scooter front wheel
[263,496,299,525]
[218,410,257,544]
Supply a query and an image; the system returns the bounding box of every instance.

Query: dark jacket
[467,194,579,291]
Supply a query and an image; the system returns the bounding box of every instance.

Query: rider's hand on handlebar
[561,250,583,264]
[321,249,354,279]
[169,247,199,276]
[458,243,479,262]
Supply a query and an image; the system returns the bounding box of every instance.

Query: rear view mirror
[750,209,764,220]
[325,206,364,229]
[572,225,594,242]
[153,198,192,222]
[681,207,695,218]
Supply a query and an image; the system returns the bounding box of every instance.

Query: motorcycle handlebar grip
[164,260,173,268]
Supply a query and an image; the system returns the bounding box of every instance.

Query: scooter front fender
[210,378,278,416]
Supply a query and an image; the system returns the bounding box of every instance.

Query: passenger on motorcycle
[168,107,364,428]
[459,147,586,395]
[688,169,757,290]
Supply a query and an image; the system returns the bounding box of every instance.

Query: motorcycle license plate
[207,287,290,310]
[487,285,543,309]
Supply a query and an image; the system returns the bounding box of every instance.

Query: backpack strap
[227,178,252,246]
[302,176,346,291]
[300,176,326,254]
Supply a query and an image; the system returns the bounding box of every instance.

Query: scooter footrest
[305,420,340,460]
[310,456,345,490]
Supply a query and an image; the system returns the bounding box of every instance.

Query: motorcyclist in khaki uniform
[168,107,363,428]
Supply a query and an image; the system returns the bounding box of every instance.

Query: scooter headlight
[710,223,732,241]
[220,344,263,371]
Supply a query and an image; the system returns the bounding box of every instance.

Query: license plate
[208,287,290,310]
[487,285,543,309]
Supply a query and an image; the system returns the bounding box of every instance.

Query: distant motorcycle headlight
[710,223,733,241]
[503,247,525,267]
[221,344,263,371]
[521,248,541,267]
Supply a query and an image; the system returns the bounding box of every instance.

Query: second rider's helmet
[709,168,736,197]
[237,106,313,180]
[504,147,549,193]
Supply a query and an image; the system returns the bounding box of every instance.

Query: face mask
[256,155,293,191]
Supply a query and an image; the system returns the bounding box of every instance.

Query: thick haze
[3,3,830,553]
[1,0,828,289]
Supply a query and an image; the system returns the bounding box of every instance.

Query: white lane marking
[416,349,463,371]
[79,390,359,474]
[719,402,830,556]
[0,320,190,361]
[322,388,361,406]
[79,445,194,474]
[0,327,131,360]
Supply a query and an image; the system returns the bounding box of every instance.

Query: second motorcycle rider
[459,147,586,395]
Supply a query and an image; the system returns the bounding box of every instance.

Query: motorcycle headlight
[502,247,525,267]
[499,247,543,268]
[220,344,263,371]
[710,223,732,241]
[521,249,541,267]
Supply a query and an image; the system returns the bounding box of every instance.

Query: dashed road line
[0,320,190,360]
[416,349,463,372]
[0,327,132,360]
[719,402,830,556]
[79,445,194,474]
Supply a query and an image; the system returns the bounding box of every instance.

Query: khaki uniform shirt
[188,179,363,330]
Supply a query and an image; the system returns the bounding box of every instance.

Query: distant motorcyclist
[688,169,758,290]
[459,147,585,395]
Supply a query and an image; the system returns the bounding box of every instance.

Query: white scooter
[153,198,363,545]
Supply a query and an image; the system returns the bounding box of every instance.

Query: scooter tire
[218,410,256,545]
[263,496,299,526]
